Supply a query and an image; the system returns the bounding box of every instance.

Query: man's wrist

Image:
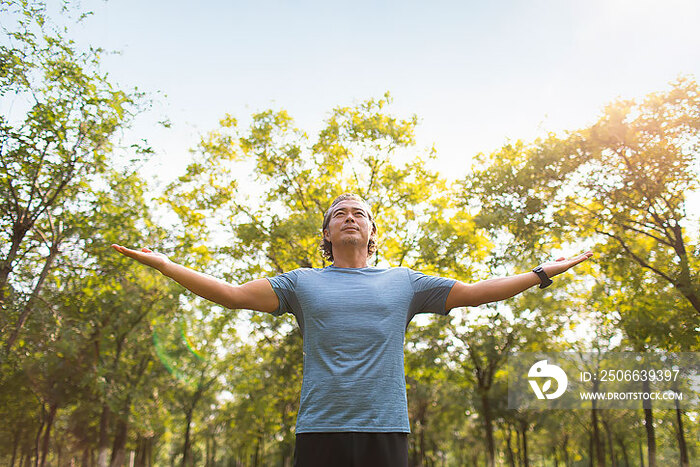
[532,266,553,289]
[158,260,175,277]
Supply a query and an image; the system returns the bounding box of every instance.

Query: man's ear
[323,229,330,241]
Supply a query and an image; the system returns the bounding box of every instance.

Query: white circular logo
[528,360,568,399]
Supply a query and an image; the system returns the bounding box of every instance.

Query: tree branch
[597,230,676,285]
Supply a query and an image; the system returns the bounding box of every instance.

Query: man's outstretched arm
[445,251,593,310]
[111,244,279,313]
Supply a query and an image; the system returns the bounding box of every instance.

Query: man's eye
[356,212,365,216]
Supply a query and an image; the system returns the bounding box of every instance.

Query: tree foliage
[0,0,147,355]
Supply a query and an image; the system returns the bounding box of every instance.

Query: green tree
[465,77,700,317]
[404,319,460,466]
[464,78,700,467]
[0,166,178,466]
[0,0,147,355]
[71,170,178,467]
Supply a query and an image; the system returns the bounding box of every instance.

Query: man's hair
[320,193,377,262]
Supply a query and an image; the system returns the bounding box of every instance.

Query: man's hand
[540,250,594,278]
[111,244,171,273]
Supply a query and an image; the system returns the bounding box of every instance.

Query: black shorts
[294,432,408,467]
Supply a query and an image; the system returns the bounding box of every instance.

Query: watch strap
[532,266,553,289]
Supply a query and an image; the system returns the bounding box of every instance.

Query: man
[112,193,593,466]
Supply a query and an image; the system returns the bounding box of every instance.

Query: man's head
[321,193,377,262]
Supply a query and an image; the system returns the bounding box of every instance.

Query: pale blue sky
[67,0,700,185]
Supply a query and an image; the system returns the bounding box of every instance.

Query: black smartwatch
[532,266,553,289]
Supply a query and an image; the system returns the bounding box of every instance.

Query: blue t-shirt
[266,265,456,433]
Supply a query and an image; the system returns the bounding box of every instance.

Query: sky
[64,0,700,188]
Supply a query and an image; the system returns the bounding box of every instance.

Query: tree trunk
[11,428,20,467]
[642,379,656,467]
[674,398,689,467]
[615,435,629,467]
[34,404,46,467]
[141,437,154,467]
[141,442,147,467]
[603,419,616,467]
[411,435,419,467]
[81,447,90,467]
[135,437,145,467]
[591,395,604,467]
[109,414,128,467]
[520,421,529,467]
[677,286,700,314]
[0,219,31,306]
[253,436,260,467]
[505,425,516,467]
[182,408,194,467]
[96,404,112,467]
[421,426,427,466]
[39,402,57,467]
[480,391,495,467]
[670,223,700,315]
[4,236,60,354]
[638,441,645,467]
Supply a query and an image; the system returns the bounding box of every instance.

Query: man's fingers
[111,244,155,256]
[111,244,129,254]
[111,244,142,259]
[572,251,593,265]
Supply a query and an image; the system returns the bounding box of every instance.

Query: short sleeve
[266,269,302,317]
[407,268,457,320]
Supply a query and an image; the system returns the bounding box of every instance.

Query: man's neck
[331,249,369,268]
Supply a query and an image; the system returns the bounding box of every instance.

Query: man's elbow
[222,284,243,310]
[446,282,483,309]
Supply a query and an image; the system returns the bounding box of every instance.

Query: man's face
[323,199,375,251]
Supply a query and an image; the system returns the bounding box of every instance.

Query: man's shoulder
[272,267,319,278]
